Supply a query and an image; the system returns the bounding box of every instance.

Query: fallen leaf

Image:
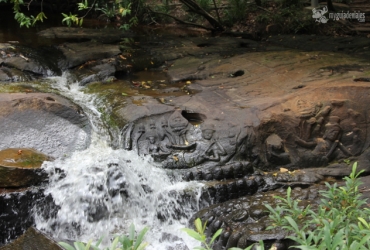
[273,173,278,176]
[173,156,179,162]
[119,55,127,60]
[17,150,22,155]
[280,168,289,173]
[122,92,128,96]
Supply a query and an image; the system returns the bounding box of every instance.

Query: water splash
[34,73,203,249]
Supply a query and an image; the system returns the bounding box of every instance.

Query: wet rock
[38,27,130,44]
[0,226,62,250]
[56,41,122,69]
[0,148,52,188]
[0,67,33,82]
[192,185,324,249]
[159,233,190,250]
[0,93,91,158]
[0,187,45,245]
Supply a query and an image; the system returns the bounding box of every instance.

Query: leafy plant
[266,162,370,250]
[229,240,265,250]
[59,224,149,250]
[223,0,248,25]
[182,218,222,250]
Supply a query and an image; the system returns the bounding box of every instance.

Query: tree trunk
[327,0,335,11]
[179,0,224,31]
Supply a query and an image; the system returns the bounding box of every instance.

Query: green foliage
[229,240,264,250]
[224,0,248,25]
[256,5,316,34]
[196,0,213,12]
[62,13,83,27]
[59,224,149,250]
[3,0,138,29]
[266,162,370,250]
[182,218,222,250]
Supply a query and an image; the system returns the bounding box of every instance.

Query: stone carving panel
[261,98,366,169]
[121,110,246,169]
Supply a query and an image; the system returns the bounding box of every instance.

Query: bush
[59,224,149,250]
[266,162,370,250]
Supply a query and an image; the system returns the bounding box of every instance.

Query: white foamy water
[34,73,203,249]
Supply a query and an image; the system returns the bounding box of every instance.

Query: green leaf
[73,241,86,250]
[194,218,203,233]
[359,217,370,229]
[109,236,119,250]
[209,228,222,245]
[129,223,135,241]
[122,92,128,96]
[284,216,300,233]
[58,242,76,250]
[181,228,203,242]
[137,242,149,250]
[133,227,149,249]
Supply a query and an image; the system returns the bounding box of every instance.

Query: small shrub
[59,224,149,250]
[266,162,370,250]
[182,218,222,250]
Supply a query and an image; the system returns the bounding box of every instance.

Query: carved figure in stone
[146,132,160,154]
[171,123,226,165]
[295,99,330,141]
[339,109,363,156]
[135,123,146,154]
[167,110,190,145]
[157,117,175,149]
[265,133,291,165]
[140,131,171,161]
[295,116,352,166]
[149,119,156,130]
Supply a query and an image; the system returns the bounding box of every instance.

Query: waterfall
[34,72,203,249]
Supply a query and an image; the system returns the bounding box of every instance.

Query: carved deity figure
[143,131,170,160]
[169,123,226,166]
[167,110,190,145]
[295,99,331,141]
[295,116,352,166]
[265,134,291,165]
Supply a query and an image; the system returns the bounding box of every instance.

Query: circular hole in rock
[181,110,207,125]
[239,42,249,48]
[231,70,244,77]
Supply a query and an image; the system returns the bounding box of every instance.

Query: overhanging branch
[147,7,214,31]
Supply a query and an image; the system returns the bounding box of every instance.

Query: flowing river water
[0,7,210,247]
[30,73,205,249]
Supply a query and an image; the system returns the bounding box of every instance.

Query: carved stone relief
[262,99,366,168]
[121,110,244,169]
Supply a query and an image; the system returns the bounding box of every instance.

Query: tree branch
[147,6,214,31]
[179,0,224,31]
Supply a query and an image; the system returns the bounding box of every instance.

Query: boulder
[0,226,62,250]
[0,93,91,158]
[0,148,52,188]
